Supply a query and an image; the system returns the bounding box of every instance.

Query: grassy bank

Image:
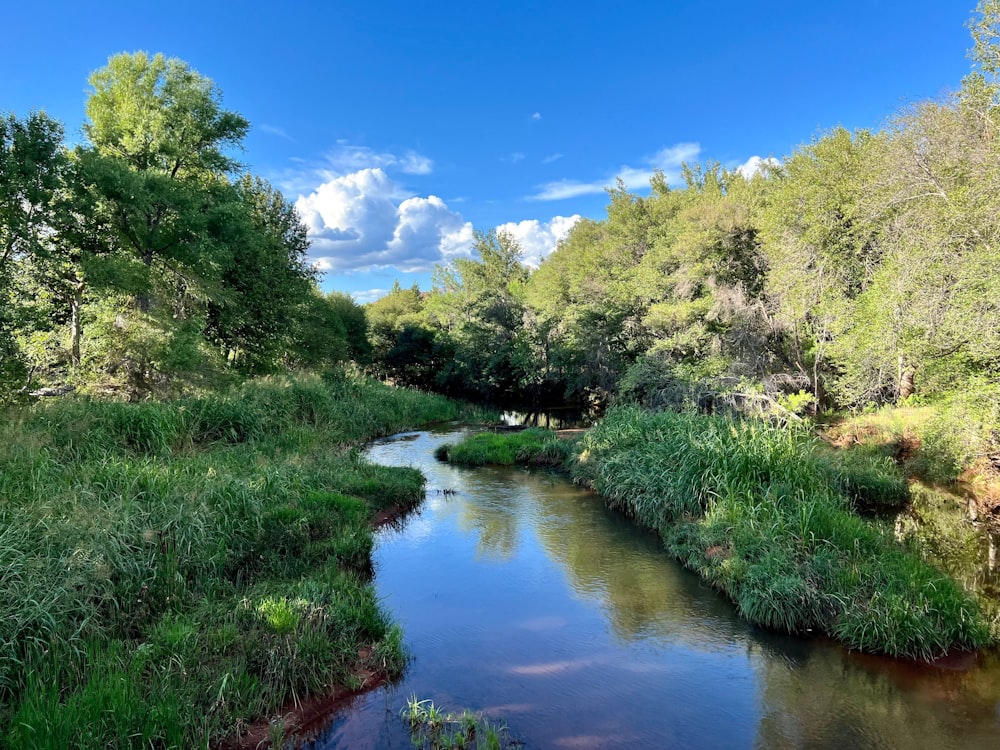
[0,372,462,748]
[439,407,988,658]
[825,403,1000,510]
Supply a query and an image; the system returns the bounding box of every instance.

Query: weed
[0,373,458,746]
[438,428,576,468]
[402,697,519,750]
[572,406,988,658]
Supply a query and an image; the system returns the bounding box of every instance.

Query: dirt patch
[217,649,391,749]
[705,545,731,560]
[893,433,921,465]
[373,503,414,528]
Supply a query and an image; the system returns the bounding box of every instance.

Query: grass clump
[402,696,519,750]
[816,444,911,511]
[0,372,457,747]
[572,406,988,659]
[435,428,576,468]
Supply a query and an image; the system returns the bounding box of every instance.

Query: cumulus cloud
[274,142,434,196]
[296,168,473,273]
[495,215,582,267]
[735,155,780,180]
[529,142,701,200]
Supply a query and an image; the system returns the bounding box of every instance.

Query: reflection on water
[309,430,1000,750]
[896,483,1000,629]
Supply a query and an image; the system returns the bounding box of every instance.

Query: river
[307,427,1000,749]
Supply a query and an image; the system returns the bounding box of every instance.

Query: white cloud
[319,144,434,177]
[735,155,780,180]
[531,112,542,120]
[398,151,434,175]
[529,142,701,200]
[296,168,473,274]
[274,143,435,196]
[495,215,582,267]
[541,153,563,164]
[258,123,292,140]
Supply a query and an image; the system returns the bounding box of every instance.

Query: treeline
[1,52,367,402]
[368,3,1000,476]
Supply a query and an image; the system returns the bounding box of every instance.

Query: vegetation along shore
[2,2,1000,746]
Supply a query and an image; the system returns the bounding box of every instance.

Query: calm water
[309,428,1000,749]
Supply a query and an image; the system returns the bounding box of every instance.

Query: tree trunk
[898,353,915,401]
[137,248,154,312]
[70,279,85,367]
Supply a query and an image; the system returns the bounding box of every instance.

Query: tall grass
[435,427,576,468]
[572,407,987,658]
[0,372,457,747]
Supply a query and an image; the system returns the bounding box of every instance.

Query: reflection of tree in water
[517,471,745,645]
[897,484,1000,627]
[452,468,523,560]
[514,470,1000,747]
[754,642,1000,749]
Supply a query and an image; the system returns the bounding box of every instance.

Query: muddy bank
[219,648,392,750]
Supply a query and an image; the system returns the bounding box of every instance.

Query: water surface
[310,429,1000,749]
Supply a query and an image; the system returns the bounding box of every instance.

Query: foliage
[0,53,337,401]
[573,407,987,658]
[364,5,1000,469]
[0,373,459,746]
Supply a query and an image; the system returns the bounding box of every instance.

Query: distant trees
[364,3,1000,454]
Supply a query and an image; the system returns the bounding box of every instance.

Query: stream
[307,427,1000,749]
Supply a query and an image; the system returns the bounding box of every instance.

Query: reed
[573,407,987,659]
[436,428,576,468]
[0,372,456,747]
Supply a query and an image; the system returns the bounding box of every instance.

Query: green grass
[402,696,519,750]
[441,407,987,658]
[435,428,576,468]
[572,407,988,659]
[0,372,460,748]
[815,443,911,512]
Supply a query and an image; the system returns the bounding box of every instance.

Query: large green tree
[205,175,315,372]
[81,52,249,313]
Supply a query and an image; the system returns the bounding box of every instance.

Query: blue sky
[3,1,977,301]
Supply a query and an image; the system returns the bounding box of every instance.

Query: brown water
[307,428,1000,749]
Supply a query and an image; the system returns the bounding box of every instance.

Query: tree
[205,176,315,372]
[0,111,67,395]
[85,52,248,178]
[754,127,882,404]
[81,52,249,313]
[0,112,65,275]
[425,229,531,400]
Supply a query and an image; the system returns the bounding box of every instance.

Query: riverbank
[0,373,466,748]
[824,405,1000,517]
[436,408,990,659]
